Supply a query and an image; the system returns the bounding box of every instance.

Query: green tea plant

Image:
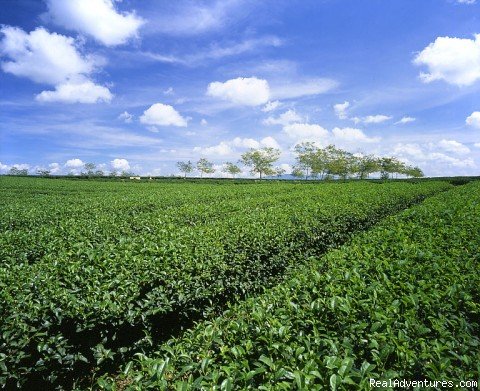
[104,182,479,390]
[0,177,452,388]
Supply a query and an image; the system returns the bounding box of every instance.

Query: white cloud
[231,137,260,149]
[0,162,9,172]
[456,0,476,4]
[260,136,281,149]
[140,103,187,127]
[466,111,480,128]
[271,78,337,100]
[194,142,233,156]
[437,139,470,154]
[283,123,329,142]
[111,158,130,171]
[49,162,61,174]
[279,163,292,174]
[143,36,282,66]
[414,34,480,86]
[46,0,144,46]
[263,109,302,126]
[200,118,208,126]
[118,111,133,123]
[36,80,112,103]
[207,77,270,106]
[194,136,280,156]
[65,158,84,168]
[262,100,281,112]
[146,0,246,36]
[163,87,174,95]
[393,142,475,169]
[332,127,380,143]
[362,115,392,124]
[395,116,416,124]
[474,142,480,148]
[334,101,350,119]
[0,26,97,85]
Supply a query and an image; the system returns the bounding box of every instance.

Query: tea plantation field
[0,177,477,389]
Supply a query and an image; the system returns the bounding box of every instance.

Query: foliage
[176,161,194,178]
[240,147,281,179]
[107,182,480,390]
[292,143,423,180]
[196,158,215,177]
[0,178,451,388]
[8,167,28,176]
[222,162,242,178]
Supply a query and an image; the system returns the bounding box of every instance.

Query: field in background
[0,177,477,389]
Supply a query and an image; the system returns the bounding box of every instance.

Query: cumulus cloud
[395,116,416,124]
[36,80,112,103]
[263,109,302,126]
[474,142,480,148]
[48,162,61,174]
[393,142,475,169]
[262,100,281,112]
[200,118,208,126]
[466,111,480,128]
[206,77,270,106]
[260,136,281,149]
[334,101,350,119]
[0,26,97,85]
[0,26,113,103]
[194,136,280,156]
[283,123,329,143]
[271,78,337,100]
[437,139,470,154]
[65,158,84,168]
[414,34,480,86]
[140,103,188,127]
[46,0,144,46]
[331,127,380,143]
[231,137,261,149]
[194,142,233,156]
[111,158,130,171]
[118,111,133,123]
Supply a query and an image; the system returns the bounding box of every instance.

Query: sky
[0,0,479,177]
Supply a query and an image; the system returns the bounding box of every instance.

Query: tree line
[5,143,424,179]
[177,143,424,179]
[6,162,136,178]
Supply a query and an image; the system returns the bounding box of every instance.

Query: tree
[109,170,118,177]
[323,145,354,180]
[177,161,193,178]
[120,170,135,177]
[196,158,215,178]
[8,167,28,175]
[291,165,305,179]
[36,169,51,177]
[355,154,380,179]
[294,142,318,179]
[82,162,96,177]
[222,162,241,178]
[378,157,403,179]
[274,166,286,178]
[405,166,424,178]
[240,147,281,179]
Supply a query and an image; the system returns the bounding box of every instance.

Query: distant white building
[129,176,141,180]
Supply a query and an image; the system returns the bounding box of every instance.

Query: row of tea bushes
[0,178,451,388]
[104,182,480,390]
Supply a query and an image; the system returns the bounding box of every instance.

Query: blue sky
[1,0,479,177]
